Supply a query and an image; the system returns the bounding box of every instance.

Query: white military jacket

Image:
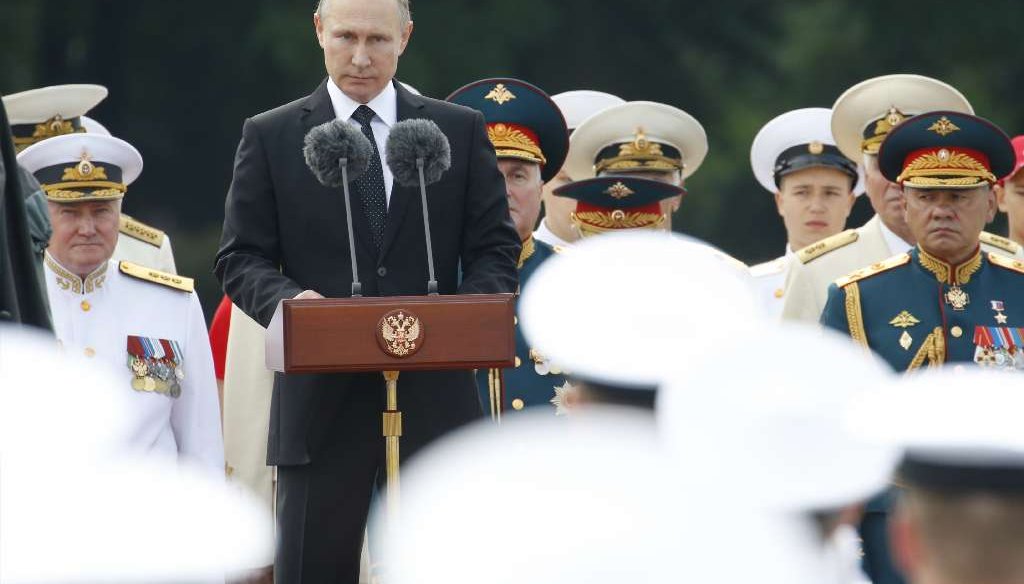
[749,247,794,320]
[44,253,223,474]
[112,214,177,274]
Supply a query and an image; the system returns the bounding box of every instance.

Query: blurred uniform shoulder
[119,214,165,247]
[980,231,1021,255]
[119,261,194,293]
[988,252,1024,275]
[834,253,910,288]
[796,229,859,264]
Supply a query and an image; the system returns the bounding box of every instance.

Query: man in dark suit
[214,0,520,581]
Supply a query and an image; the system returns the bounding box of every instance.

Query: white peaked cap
[552,90,626,130]
[3,84,108,124]
[17,132,143,186]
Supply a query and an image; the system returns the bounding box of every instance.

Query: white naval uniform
[112,214,177,274]
[44,253,223,474]
[749,246,794,320]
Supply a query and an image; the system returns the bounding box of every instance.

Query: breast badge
[126,335,184,397]
[973,326,1024,370]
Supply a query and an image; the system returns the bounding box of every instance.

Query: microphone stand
[416,158,439,296]
[339,159,362,297]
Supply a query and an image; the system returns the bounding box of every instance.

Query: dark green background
[3,0,1019,317]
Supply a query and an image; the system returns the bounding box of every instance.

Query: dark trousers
[274,374,482,584]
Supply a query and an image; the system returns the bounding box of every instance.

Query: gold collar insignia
[45,252,107,294]
[917,246,983,285]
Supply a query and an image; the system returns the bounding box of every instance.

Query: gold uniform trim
[834,253,911,288]
[988,252,1024,275]
[897,149,996,188]
[917,247,982,285]
[118,261,194,293]
[13,116,85,150]
[980,231,1021,254]
[594,130,683,174]
[488,123,546,165]
[119,214,166,247]
[843,282,869,348]
[571,210,666,235]
[517,236,536,269]
[907,327,947,371]
[44,253,107,294]
[796,229,859,264]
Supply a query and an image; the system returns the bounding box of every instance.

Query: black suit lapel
[380,80,427,261]
[301,79,376,264]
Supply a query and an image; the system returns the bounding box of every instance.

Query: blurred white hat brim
[519,231,759,388]
[750,107,865,195]
[379,408,825,584]
[81,115,111,136]
[831,74,973,161]
[3,84,108,124]
[659,325,900,511]
[564,101,708,181]
[552,90,626,130]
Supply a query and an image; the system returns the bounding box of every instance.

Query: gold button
[512,398,525,410]
[951,326,963,338]
[80,300,91,312]
[773,288,784,299]
[514,357,522,368]
[84,347,95,358]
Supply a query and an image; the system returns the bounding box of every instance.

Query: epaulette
[988,252,1024,275]
[796,229,859,264]
[834,253,911,288]
[119,261,194,293]
[980,231,1021,255]
[119,214,166,248]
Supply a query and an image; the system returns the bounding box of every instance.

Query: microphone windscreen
[303,120,373,187]
[386,119,452,186]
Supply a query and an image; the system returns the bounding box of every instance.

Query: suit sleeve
[173,292,225,477]
[455,110,521,295]
[819,283,850,334]
[215,118,303,327]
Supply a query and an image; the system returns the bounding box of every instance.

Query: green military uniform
[446,78,571,418]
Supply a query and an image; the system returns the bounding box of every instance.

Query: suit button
[951,326,963,338]
[0,310,10,320]
[81,300,91,312]
[512,398,525,410]
[377,267,387,277]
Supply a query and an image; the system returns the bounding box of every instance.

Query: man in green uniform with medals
[446,78,569,418]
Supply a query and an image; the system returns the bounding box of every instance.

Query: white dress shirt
[44,253,224,475]
[326,78,397,205]
[533,219,572,248]
[877,218,914,256]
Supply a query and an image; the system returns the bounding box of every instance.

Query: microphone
[385,119,451,295]
[303,119,374,297]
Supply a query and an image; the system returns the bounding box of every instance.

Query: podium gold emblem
[377,310,425,358]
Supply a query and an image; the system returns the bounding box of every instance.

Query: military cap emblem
[808,140,824,155]
[377,310,425,358]
[928,116,961,136]
[605,181,635,199]
[484,83,516,105]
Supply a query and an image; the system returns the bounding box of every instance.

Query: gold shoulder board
[119,261,194,293]
[552,245,565,254]
[796,229,859,264]
[988,252,1024,275]
[119,214,166,247]
[980,231,1021,254]
[834,253,911,288]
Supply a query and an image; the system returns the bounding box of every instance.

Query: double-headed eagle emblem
[379,311,423,357]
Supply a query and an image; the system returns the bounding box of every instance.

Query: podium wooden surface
[266,293,516,374]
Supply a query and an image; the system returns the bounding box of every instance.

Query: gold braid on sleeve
[843,283,869,348]
[906,327,947,372]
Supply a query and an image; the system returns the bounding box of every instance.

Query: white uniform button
[84,347,96,358]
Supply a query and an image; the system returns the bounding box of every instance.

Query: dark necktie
[351,105,387,252]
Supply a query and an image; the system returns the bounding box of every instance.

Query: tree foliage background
[2,0,1020,316]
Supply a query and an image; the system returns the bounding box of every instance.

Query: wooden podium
[265,293,515,520]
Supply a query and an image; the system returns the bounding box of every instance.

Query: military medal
[945,286,969,311]
[126,335,184,398]
[973,326,1024,370]
[991,300,1009,324]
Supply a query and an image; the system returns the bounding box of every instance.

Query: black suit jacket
[215,80,520,465]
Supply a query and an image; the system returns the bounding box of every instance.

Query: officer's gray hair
[316,0,411,25]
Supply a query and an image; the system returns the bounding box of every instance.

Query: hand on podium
[292,290,324,300]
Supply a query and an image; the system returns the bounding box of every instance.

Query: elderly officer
[533,90,624,248]
[563,100,708,230]
[749,108,862,318]
[822,111,1024,584]
[995,135,1024,245]
[782,75,1023,324]
[447,78,569,418]
[16,132,223,474]
[446,78,570,417]
[3,84,178,274]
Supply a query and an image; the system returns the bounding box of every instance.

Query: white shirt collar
[783,244,795,258]
[533,220,571,248]
[326,77,398,128]
[876,216,914,255]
